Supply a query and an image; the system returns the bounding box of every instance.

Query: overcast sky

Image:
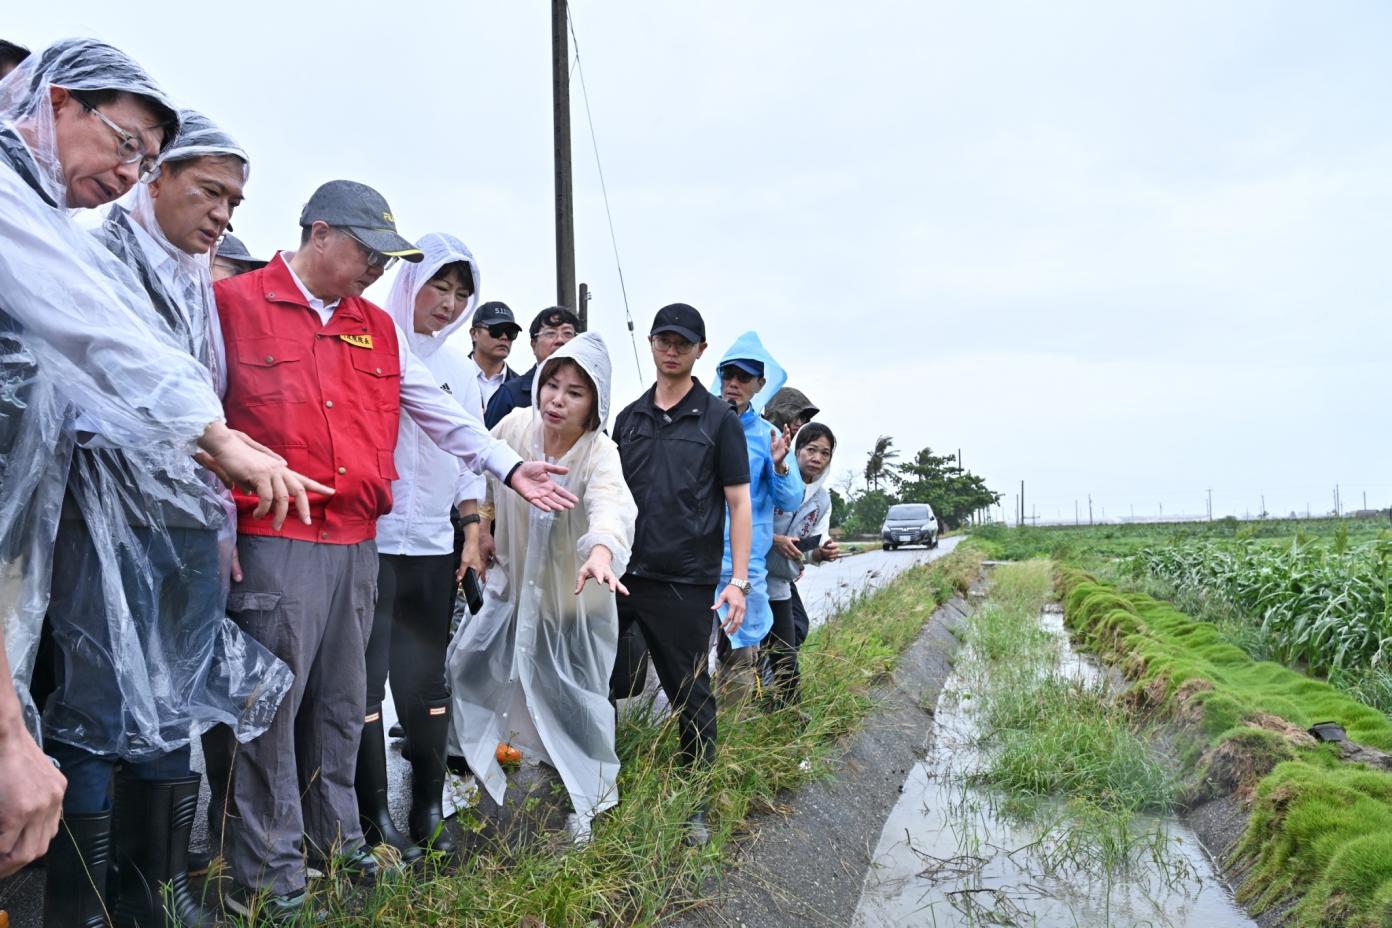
[12,2,1391,523]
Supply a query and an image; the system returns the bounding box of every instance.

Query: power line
[566,7,644,380]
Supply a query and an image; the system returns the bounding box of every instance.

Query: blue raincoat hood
[714,331,787,413]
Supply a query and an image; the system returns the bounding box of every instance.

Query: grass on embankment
[954,561,1183,889]
[293,548,984,928]
[1059,568,1392,928]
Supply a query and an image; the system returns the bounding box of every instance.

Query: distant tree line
[831,436,1001,536]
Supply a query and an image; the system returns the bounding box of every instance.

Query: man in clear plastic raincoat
[0,37,323,881]
[712,332,803,695]
[448,332,636,845]
[37,109,295,928]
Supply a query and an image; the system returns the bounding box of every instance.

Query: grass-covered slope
[1059,568,1392,928]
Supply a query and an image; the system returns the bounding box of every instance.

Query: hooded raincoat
[0,40,228,738]
[712,332,804,648]
[377,233,486,556]
[41,109,293,759]
[767,426,835,603]
[446,333,636,826]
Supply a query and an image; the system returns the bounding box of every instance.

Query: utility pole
[1075,500,1079,526]
[1206,488,1213,521]
[1020,480,1025,529]
[577,282,590,332]
[1261,494,1266,519]
[1088,494,1093,526]
[552,0,577,312]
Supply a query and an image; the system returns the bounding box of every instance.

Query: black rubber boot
[111,773,215,928]
[405,697,458,854]
[44,810,112,928]
[355,707,422,863]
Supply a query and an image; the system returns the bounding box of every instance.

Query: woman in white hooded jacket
[765,422,840,704]
[359,232,486,857]
[446,332,636,844]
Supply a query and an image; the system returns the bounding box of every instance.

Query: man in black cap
[0,40,29,79]
[211,179,578,915]
[211,232,267,281]
[609,303,752,845]
[465,300,522,413]
[483,305,580,428]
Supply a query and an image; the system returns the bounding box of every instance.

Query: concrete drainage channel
[852,600,1254,928]
[671,563,1259,928]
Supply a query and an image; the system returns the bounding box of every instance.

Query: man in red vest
[210,179,577,917]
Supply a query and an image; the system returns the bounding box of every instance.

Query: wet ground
[851,605,1256,928]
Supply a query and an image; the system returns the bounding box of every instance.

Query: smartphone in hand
[796,534,823,553]
[462,567,484,614]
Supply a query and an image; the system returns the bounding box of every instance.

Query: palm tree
[864,435,899,491]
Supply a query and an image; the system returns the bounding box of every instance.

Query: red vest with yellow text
[215,254,401,544]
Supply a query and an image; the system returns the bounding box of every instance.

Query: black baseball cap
[473,301,521,335]
[298,180,424,262]
[215,233,267,270]
[650,303,705,343]
[529,306,580,339]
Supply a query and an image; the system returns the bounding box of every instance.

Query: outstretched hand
[507,461,579,512]
[197,425,334,530]
[575,546,629,595]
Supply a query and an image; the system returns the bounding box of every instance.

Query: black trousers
[790,583,809,647]
[609,576,718,767]
[765,596,801,703]
[364,553,456,726]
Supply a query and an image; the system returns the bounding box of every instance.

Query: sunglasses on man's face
[476,324,518,341]
[721,367,758,384]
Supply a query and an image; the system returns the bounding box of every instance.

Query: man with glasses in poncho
[35,109,297,928]
[0,37,326,885]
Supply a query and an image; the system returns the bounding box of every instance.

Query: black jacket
[614,378,749,585]
[484,365,534,429]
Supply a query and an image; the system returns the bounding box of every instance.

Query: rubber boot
[405,697,458,854]
[111,773,215,928]
[355,706,421,863]
[44,810,112,928]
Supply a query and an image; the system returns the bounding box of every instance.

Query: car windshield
[887,504,930,521]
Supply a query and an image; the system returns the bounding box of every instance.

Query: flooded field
[853,600,1256,928]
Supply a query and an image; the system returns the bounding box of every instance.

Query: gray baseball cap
[215,233,267,270]
[298,179,424,263]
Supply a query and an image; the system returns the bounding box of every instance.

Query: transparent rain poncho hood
[0,39,233,743]
[38,108,294,760]
[447,333,637,828]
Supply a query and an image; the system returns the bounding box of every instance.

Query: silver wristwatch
[727,577,752,594]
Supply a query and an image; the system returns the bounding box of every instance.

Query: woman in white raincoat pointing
[446,332,636,843]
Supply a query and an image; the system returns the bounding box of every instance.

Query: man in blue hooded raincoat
[712,332,803,694]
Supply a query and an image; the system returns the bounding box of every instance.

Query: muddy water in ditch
[852,606,1255,928]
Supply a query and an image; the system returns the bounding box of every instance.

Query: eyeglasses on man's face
[338,228,398,272]
[71,91,158,179]
[537,326,577,341]
[650,335,695,355]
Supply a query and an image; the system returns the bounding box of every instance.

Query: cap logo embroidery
[382,211,395,223]
[339,333,374,349]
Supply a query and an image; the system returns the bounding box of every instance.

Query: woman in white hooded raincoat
[446,332,635,840]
